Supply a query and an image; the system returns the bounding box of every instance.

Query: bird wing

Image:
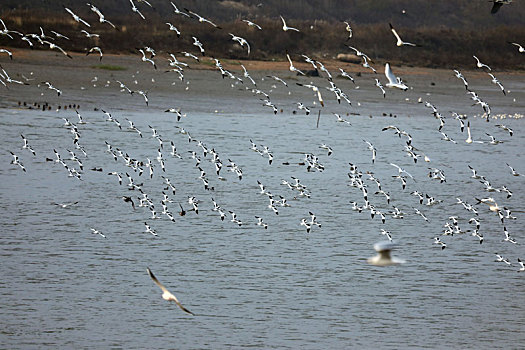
[147,268,170,294]
[389,23,402,43]
[384,63,397,85]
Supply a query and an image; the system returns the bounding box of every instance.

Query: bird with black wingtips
[147,268,194,315]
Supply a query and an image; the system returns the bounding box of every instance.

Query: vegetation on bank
[1,2,524,70]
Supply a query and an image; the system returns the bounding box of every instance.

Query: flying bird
[389,23,418,47]
[147,268,194,315]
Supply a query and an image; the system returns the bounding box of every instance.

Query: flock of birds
[1,1,524,315]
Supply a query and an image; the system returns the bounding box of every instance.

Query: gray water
[0,68,524,349]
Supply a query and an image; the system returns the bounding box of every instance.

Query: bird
[129,0,146,20]
[229,33,250,55]
[433,237,446,249]
[122,196,136,209]
[146,268,194,315]
[86,46,103,61]
[138,49,156,69]
[80,29,99,38]
[453,70,469,90]
[170,2,190,17]
[487,73,506,95]
[9,151,26,172]
[506,163,520,176]
[192,37,205,55]
[280,16,299,32]
[144,222,157,236]
[296,82,324,106]
[343,21,352,40]
[185,8,221,28]
[518,258,525,272]
[90,228,106,238]
[166,22,181,37]
[490,0,512,14]
[375,79,386,98]
[86,3,116,29]
[473,55,491,71]
[64,6,91,27]
[41,40,72,59]
[367,241,405,266]
[508,42,524,53]
[384,63,408,90]
[242,19,262,30]
[286,54,305,75]
[389,23,418,47]
[0,48,13,60]
[465,122,483,144]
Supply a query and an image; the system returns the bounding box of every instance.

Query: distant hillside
[1,0,524,28]
[1,0,524,69]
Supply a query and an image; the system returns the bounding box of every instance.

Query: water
[0,66,524,349]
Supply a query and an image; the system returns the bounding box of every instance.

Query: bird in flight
[147,268,194,315]
[389,23,418,47]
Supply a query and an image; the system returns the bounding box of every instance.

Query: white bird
[185,8,221,28]
[9,151,26,172]
[166,22,181,37]
[0,48,12,60]
[433,237,446,249]
[42,40,72,58]
[170,2,190,17]
[385,63,408,90]
[286,53,305,75]
[129,0,145,20]
[87,3,116,29]
[144,222,157,236]
[473,55,491,71]
[242,19,262,30]
[518,258,525,272]
[229,33,250,55]
[296,82,324,106]
[389,23,418,46]
[64,6,91,27]
[339,68,355,83]
[80,29,99,38]
[375,79,386,98]
[343,21,352,40]
[192,37,205,55]
[280,15,299,32]
[487,73,506,95]
[147,268,194,315]
[465,121,483,144]
[453,69,469,90]
[90,228,106,238]
[367,241,405,266]
[138,49,156,69]
[86,46,103,61]
[508,42,525,53]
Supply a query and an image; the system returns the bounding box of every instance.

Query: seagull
[339,68,355,83]
[87,3,116,29]
[508,42,524,53]
[506,163,520,176]
[453,69,469,90]
[367,241,405,266]
[86,46,103,61]
[64,6,91,27]
[90,228,106,238]
[185,8,221,28]
[229,33,250,55]
[473,55,491,71]
[9,151,26,172]
[144,222,157,236]
[80,29,99,38]
[166,23,181,37]
[138,49,156,69]
[389,23,418,47]
[363,140,376,163]
[465,122,483,144]
[390,163,413,179]
[0,48,12,60]
[495,253,511,266]
[487,73,506,95]
[375,79,386,98]
[286,54,305,75]
[242,19,262,30]
[146,268,194,315]
[255,216,268,229]
[192,37,205,55]
[385,63,408,90]
[20,134,35,156]
[433,237,446,249]
[129,0,146,20]
[495,124,513,137]
[181,51,199,61]
[42,40,72,58]
[296,82,324,106]
[170,2,190,17]
[280,15,299,32]
[361,56,377,73]
[518,258,525,272]
[343,21,352,40]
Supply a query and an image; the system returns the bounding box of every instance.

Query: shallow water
[0,65,524,349]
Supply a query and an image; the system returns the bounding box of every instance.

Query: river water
[0,63,524,349]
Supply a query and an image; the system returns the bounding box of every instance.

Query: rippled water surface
[0,67,524,349]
